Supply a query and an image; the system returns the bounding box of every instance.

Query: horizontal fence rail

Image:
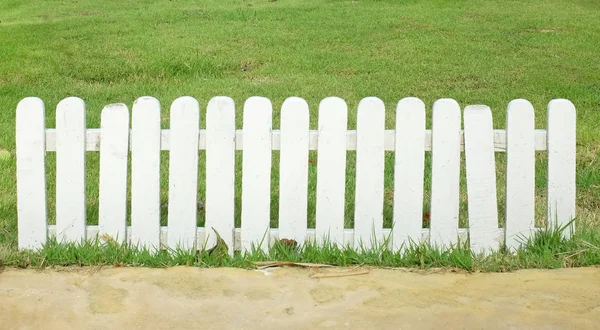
[15,96,576,257]
[43,129,550,152]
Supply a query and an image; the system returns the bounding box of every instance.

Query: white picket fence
[15,96,576,256]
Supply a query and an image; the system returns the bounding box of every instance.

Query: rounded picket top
[507,98,534,111]
[319,96,346,105]
[464,104,492,117]
[171,96,200,113]
[548,98,575,111]
[133,96,160,109]
[207,96,235,110]
[16,97,46,132]
[319,96,347,111]
[432,98,460,113]
[397,96,425,109]
[132,97,160,121]
[547,99,576,129]
[243,97,272,130]
[282,97,309,121]
[57,96,86,125]
[57,96,85,111]
[243,96,272,112]
[282,96,309,109]
[358,96,385,110]
[101,104,130,135]
[396,97,426,129]
[17,97,44,112]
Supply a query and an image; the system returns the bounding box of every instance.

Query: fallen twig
[581,240,599,250]
[310,270,370,279]
[254,261,335,270]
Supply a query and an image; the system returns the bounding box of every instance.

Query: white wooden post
[315,97,348,246]
[429,99,461,249]
[167,97,200,251]
[205,96,236,256]
[240,97,272,252]
[505,99,535,250]
[353,97,385,249]
[130,96,161,252]
[16,97,47,250]
[464,105,499,255]
[98,103,130,243]
[278,97,309,246]
[392,97,426,252]
[55,97,87,244]
[547,99,576,237]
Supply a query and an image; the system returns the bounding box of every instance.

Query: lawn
[0,0,599,256]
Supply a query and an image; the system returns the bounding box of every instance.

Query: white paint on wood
[505,99,535,250]
[98,104,130,243]
[240,97,272,252]
[55,97,87,244]
[167,97,200,251]
[547,99,576,237]
[130,97,161,252]
[464,105,499,255]
[315,97,348,245]
[205,96,236,256]
[278,97,309,245]
[392,97,426,251]
[16,97,48,250]
[429,99,461,249]
[353,97,385,249]
[44,128,550,152]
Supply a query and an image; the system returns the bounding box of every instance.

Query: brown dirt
[1,266,599,329]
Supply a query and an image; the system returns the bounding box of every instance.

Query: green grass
[1,0,600,268]
[1,220,599,272]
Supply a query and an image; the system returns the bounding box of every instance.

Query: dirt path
[1,266,599,329]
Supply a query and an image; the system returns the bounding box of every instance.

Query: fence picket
[98,104,130,243]
[241,97,272,252]
[16,97,47,250]
[55,97,87,244]
[429,99,461,249]
[354,97,385,249]
[392,97,426,252]
[505,99,535,250]
[547,99,576,237]
[130,97,161,251]
[464,105,499,255]
[278,97,309,246]
[167,97,200,251]
[315,97,348,246]
[205,96,236,256]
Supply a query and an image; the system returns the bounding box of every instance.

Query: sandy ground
[1,266,599,330]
